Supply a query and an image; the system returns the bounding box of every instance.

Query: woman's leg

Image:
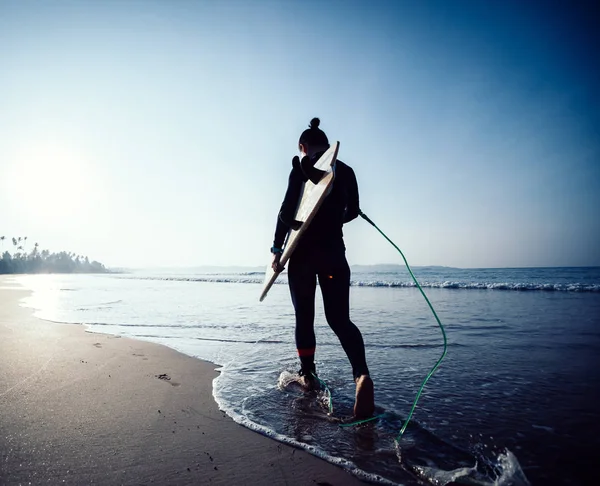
[318,252,374,418]
[288,256,317,375]
[318,254,369,379]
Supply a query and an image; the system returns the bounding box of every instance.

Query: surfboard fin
[289,220,303,231]
[300,155,328,185]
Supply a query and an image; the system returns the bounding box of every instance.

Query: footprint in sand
[156,373,180,387]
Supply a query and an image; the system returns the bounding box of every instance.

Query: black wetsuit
[273,153,369,379]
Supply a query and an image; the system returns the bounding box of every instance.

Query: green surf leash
[339,413,386,427]
[312,372,385,425]
[357,209,448,443]
[311,372,334,414]
[304,211,447,441]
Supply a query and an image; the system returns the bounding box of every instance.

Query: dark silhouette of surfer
[271,117,375,419]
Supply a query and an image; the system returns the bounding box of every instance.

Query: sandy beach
[0,277,365,485]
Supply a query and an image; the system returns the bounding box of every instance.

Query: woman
[271,118,375,419]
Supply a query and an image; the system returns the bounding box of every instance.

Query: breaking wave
[351,280,600,292]
[124,275,600,292]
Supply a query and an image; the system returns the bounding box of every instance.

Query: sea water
[16,266,600,485]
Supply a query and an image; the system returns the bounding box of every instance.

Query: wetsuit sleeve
[273,167,304,249]
[343,166,359,223]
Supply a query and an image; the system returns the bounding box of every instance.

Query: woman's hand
[271,253,285,273]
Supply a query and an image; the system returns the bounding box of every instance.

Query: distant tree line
[0,236,108,274]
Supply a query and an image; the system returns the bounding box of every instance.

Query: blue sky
[1,0,598,268]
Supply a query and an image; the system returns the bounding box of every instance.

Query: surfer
[271,118,375,419]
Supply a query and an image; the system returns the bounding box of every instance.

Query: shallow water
[16,267,600,485]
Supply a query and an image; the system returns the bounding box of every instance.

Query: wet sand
[0,277,365,485]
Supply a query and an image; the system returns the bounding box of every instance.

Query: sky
[1,0,599,268]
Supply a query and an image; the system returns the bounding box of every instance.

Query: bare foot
[353,375,375,419]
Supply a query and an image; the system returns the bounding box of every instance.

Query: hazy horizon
[2,1,598,269]
[109,263,600,272]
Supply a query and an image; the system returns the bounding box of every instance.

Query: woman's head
[298,117,329,156]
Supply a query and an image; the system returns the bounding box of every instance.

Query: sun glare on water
[6,140,96,228]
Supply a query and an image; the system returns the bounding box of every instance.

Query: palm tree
[24,236,28,252]
[0,236,4,250]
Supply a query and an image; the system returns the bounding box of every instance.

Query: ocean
[15,266,600,485]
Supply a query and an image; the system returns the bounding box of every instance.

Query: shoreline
[0,276,365,485]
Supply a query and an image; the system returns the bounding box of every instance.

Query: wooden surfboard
[259,142,340,302]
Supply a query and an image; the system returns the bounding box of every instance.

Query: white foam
[494,450,531,486]
[412,463,479,485]
[409,449,530,486]
[213,371,402,486]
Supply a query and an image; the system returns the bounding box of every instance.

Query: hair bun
[309,117,320,129]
